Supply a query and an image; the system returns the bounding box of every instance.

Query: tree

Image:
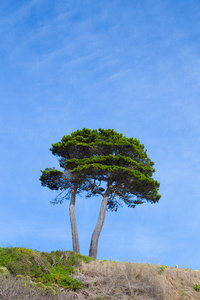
[40,128,161,258]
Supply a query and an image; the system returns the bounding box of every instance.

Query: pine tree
[40,128,161,258]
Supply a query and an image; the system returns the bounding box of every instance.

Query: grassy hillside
[1,247,200,299]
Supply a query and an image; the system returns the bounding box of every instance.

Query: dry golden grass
[64,261,200,300]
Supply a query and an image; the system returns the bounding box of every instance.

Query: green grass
[0,247,94,289]
[194,283,200,291]
[158,265,168,274]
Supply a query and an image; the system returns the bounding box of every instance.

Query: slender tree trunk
[69,186,80,254]
[89,186,111,258]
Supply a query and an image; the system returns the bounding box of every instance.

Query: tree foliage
[42,128,160,208]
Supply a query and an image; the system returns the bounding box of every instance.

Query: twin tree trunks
[40,128,161,259]
[69,185,111,258]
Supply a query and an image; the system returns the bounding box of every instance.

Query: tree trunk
[69,186,80,254]
[89,186,111,258]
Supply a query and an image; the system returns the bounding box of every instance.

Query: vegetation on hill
[0,247,93,290]
[1,247,200,299]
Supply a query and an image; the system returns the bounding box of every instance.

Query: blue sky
[1,0,200,269]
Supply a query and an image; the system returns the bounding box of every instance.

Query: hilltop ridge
[0,247,200,299]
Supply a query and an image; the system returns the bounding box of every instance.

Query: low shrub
[0,247,94,290]
[158,265,168,274]
[0,266,10,277]
[194,283,200,291]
